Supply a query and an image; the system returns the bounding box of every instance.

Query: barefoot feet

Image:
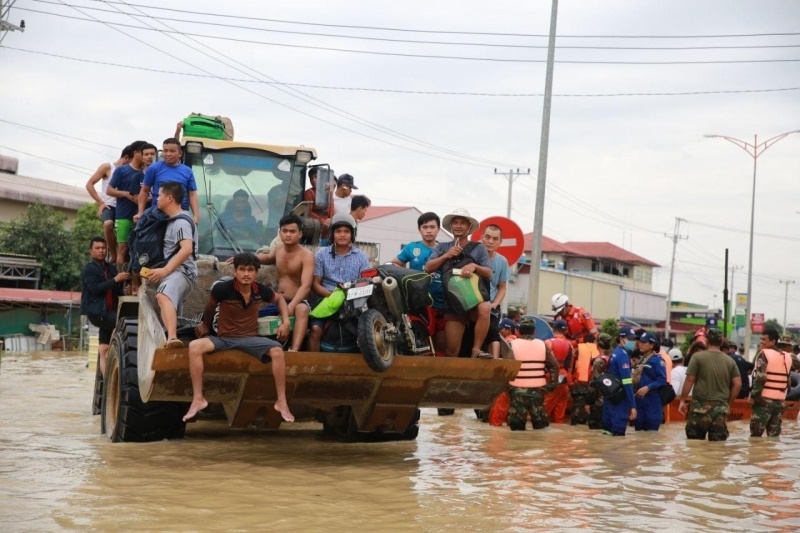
[183,398,208,422]
[274,400,295,422]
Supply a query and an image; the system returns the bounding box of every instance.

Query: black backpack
[592,372,625,404]
[129,207,196,274]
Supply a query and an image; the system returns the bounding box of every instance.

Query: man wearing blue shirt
[634,331,668,431]
[308,213,369,352]
[107,140,147,270]
[602,327,638,436]
[392,212,444,308]
[137,138,199,223]
[482,224,510,358]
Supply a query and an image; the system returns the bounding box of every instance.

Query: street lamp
[704,130,800,356]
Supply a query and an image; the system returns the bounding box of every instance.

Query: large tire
[322,406,420,442]
[92,353,103,416]
[358,308,395,372]
[102,318,187,443]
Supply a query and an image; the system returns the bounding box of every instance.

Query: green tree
[0,202,83,290]
[764,318,783,336]
[71,203,104,264]
[600,317,619,339]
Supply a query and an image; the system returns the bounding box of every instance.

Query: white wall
[356,209,425,264]
[619,288,667,324]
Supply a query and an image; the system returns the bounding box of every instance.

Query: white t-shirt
[671,365,688,396]
[99,162,117,206]
[332,194,352,216]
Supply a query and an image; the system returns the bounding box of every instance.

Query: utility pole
[728,264,743,339]
[494,168,530,219]
[663,217,687,339]
[779,280,795,332]
[527,0,558,315]
[0,1,25,45]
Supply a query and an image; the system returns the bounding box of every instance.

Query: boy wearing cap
[424,208,493,359]
[670,348,687,396]
[498,318,518,341]
[601,328,638,436]
[332,173,357,216]
[633,332,668,431]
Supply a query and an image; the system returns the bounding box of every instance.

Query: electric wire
[0,144,95,174]
[18,7,800,65]
[6,45,799,98]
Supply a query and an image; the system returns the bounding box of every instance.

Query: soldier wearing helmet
[551,293,598,347]
[307,213,370,352]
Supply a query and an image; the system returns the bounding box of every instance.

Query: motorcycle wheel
[358,308,395,372]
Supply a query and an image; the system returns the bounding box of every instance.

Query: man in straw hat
[425,208,493,359]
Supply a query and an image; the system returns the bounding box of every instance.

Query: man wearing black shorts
[80,237,130,376]
[183,252,295,423]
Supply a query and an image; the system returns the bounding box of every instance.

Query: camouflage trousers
[586,393,604,430]
[570,384,591,425]
[508,386,549,430]
[750,398,785,437]
[686,400,730,441]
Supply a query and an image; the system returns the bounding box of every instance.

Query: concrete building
[507,233,666,325]
[0,170,88,227]
[356,206,426,264]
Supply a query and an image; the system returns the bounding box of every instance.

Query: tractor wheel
[102,318,186,443]
[358,308,395,372]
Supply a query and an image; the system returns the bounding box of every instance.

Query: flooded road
[2,351,799,532]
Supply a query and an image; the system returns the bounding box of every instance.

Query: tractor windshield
[185,148,305,259]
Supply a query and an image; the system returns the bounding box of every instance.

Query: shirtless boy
[257,214,314,352]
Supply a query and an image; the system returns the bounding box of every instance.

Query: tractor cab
[182,137,318,260]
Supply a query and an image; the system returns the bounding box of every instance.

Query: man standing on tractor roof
[424,208,493,359]
[183,252,294,424]
[137,138,200,224]
[85,144,133,263]
[551,293,598,347]
[307,213,370,352]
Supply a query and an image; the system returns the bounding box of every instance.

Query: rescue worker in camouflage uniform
[586,333,613,430]
[678,328,741,441]
[570,333,599,425]
[750,328,793,437]
[507,317,560,431]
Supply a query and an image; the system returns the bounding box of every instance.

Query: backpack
[129,207,196,274]
[658,384,677,406]
[441,242,490,314]
[592,372,625,404]
[376,264,433,312]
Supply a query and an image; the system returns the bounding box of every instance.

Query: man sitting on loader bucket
[183,252,295,423]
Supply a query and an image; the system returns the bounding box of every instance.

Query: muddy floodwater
[2,351,799,532]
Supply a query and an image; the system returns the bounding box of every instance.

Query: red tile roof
[360,206,419,222]
[522,233,659,267]
[0,288,80,306]
[561,241,660,267]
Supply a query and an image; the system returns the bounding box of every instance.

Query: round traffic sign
[470,216,525,265]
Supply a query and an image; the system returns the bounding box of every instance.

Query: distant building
[0,171,88,227]
[355,206,427,264]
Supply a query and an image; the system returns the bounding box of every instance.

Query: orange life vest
[563,305,596,345]
[574,342,599,383]
[509,338,547,389]
[659,349,673,384]
[761,348,792,401]
[551,337,571,368]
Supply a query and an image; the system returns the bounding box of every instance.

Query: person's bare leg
[268,346,294,422]
[104,220,117,262]
[471,303,491,355]
[291,303,309,351]
[444,320,466,357]
[183,338,214,421]
[156,293,178,340]
[98,343,110,377]
[489,341,500,358]
[308,324,323,352]
[116,242,128,273]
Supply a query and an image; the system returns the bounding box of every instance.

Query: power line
[0,144,94,174]
[103,0,520,169]
[29,1,800,51]
[6,45,799,98]
[18,7,800,65]
[0,117,118,148]
[0,117,118,157]
[77,1,800,40]
[51,1,515,171]
[684,218,800,242]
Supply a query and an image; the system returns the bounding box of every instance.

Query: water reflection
[1,352,799,531]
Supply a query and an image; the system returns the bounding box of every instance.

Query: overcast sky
[2,1,799,322]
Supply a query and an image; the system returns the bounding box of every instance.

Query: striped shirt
[314,245,370,292]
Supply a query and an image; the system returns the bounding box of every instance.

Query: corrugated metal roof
[0,173,88,211]
[0,288,80,306]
